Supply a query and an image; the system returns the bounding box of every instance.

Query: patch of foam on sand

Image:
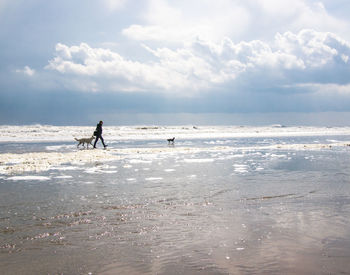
[129,159,152,164]
[183,158,214,163]
[145,177,163,181]
[54,175,73,179]
[1,142,350,175]
[0,150,119,174]
[6,176,51,181]
[233,164,249,173]
[51,166,82,171]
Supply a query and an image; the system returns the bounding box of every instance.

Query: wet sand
[1,131,350,274]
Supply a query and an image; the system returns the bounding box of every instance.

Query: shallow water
[1,127,350,274]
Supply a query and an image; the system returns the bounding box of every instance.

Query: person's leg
[94,136,100,148]
[100,136,106,147]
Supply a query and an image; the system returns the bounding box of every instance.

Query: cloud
[4,0,350,124]
[46,42,205,93]
[122,0,350,43]
[103,0,127,12]
[274,29,346,67]
[294,83,350,95]
[123,0,251,42]
[122,24,192,43]
[248,0,349,39]
[16,66,35,76]
[45,29,350,96]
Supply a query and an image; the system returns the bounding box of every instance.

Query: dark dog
[167,137,175,144]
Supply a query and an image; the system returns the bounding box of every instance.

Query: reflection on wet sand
[98,193,350,275]
[1,133,350,274]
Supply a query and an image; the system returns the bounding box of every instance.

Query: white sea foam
[129,159,152,164]
[103,165,118,169]
[54,175,73,179]
[0,150,119,174]
[183,158,214,163]
[1,139,350,175]
[100,170,118,174]
[84,167,117,174]
[84,168,99,174]
[145,177,163,181]
[6,176,51,181]
[233,164,249,173]
[1,125,350,142]
[326,139,339,143]
[232,154,245,158]
[270,154,287,159]
[46,145,74,151]
[51,166,79,171]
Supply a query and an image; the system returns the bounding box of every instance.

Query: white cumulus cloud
[16,66,35,76]
[46,29,350,95]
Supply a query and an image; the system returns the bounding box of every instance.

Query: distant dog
[167,137,175,144]
[75,136,95,148]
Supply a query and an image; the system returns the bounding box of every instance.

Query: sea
[1,124,350,274]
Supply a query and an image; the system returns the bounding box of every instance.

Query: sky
[1,0,350,125]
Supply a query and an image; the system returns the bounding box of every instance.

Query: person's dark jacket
[95,123,103,136]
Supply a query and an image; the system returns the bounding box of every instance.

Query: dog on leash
[75,136,95,148]
[167,137,175,144]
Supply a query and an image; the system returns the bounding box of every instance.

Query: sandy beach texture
[1,125,350,274]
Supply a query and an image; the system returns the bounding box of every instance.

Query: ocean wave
[1,125,350,142]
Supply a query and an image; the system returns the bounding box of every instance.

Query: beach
[1,125,350,274]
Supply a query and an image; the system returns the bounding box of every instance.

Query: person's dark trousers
[94,135,106,148]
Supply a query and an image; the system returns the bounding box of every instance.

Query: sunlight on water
[1,125,350,274]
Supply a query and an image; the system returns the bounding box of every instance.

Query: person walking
[93,121,107,148]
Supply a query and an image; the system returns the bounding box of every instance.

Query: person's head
[99,121,103,125]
